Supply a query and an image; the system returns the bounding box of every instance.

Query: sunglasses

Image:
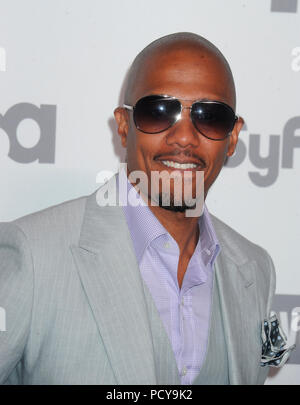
[124,94,238,141]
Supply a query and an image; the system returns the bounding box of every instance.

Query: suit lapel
[214,252,260,384]
[142,281,181,385]
[70,187,156,384]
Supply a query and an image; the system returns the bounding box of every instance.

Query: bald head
[124,32,236,110]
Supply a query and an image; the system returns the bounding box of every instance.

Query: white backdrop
[0,0,299,384]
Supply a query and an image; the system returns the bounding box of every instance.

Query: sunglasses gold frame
[124,94,239,140]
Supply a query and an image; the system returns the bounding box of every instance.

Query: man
[0,32,282,384]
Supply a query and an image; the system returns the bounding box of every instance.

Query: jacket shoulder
[210,213,273,267]
[210,213,276,313]
[2,194,89,247]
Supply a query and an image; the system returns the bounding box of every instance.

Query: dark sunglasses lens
[191,102,236,139]
[134,96,180,133]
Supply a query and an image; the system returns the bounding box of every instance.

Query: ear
[114,107,129,148]
[227,116,245,157]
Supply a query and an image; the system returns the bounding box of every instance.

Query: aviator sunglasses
[124,94,238,141]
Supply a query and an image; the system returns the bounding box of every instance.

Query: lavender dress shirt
[118,169,220,384]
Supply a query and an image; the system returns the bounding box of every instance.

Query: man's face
[115,46,244,207]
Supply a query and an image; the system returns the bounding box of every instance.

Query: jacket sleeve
[256,251,276,385]
[0,223,34,384]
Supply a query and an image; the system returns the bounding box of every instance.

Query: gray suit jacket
[0,186,276,385]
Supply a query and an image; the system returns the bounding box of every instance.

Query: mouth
[160,160,198,170]
[154,155,206,171]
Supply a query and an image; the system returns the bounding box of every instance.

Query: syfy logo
[273,294,300,364]
[0,103,56,163]
[225,118,300,187]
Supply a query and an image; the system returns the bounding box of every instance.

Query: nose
[165,107,200,148]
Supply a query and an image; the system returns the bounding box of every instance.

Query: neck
[148,203,200,256]
[125,169,203,256]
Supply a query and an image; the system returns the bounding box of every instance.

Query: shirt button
[205,248,211,255]
[182,366,187,376]
[164,242,171,249]
[181,298,184,306]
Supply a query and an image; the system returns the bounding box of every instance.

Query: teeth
[161,160,198,169]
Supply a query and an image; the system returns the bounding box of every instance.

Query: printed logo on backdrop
[272,295,300,364]
[0,103,56,163]
[225,119,300,187]
[270,0,300,73]
[271,0,298,12]
[0,48,56,163]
